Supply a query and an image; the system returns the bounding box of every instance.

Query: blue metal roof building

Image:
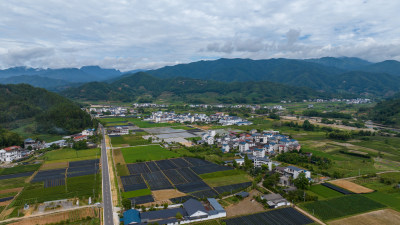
[122,209,141,225]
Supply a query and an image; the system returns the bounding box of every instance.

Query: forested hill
[0,84,96,135]
[62,72,332,104]
[368,93,400,127]
[146,58,400,96]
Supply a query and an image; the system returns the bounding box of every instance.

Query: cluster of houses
[304,98,371,104]
[200,129,301,157]
[90,106,129,117]
[0,128,96,163]
[132,103,168,108]
[121,198,226,225]
[147,111,252,126]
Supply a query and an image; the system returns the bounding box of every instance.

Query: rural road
[100,124,114,225]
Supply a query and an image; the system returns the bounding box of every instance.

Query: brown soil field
[0,187,22,195]
[152,189,186,202]
[225,190,265,217]
[193,125,211,130]
[329,180,374,193]
[0,207,14,220]
[9,207,98,225]
[40,161,68,170]
[0,199,13,206]
[329,209,400,225]
[113,149,126,165]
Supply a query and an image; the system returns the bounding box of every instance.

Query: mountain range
[61,72,331,104]
[2,57,400,98]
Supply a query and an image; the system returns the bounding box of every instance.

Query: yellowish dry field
[152,189,186,202]
[329,180,374,193]
[329,209,400,225]
[40,161,68,170]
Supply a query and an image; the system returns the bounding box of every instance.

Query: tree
[244,154,252,170]
[302,120,314,131]
[232,159,238,168]
[72,140,88,150]
[122,198,131,210]
[175,212,183,220]
[294,173,309,190]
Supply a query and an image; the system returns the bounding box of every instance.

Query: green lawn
[308,184,343,199]
[120,145,181,163]
[110,133,150,147]
[200,170,251,187]
[301,195,385,221]
[43,148,100,162]
[121,189,151,198]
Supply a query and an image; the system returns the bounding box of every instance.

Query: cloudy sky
[0,0,399,71]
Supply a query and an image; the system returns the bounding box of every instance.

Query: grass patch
[171,126,194,130]
[116,164,130,176]
[308,184,343,199]
[199,169,246,179]
[120,145,180,163]
[43,148,100,162]
[202,174,251,187]
[0,191,17,199]
[121,189,151,198]
[301,195,385,221]
[100,118,173,128]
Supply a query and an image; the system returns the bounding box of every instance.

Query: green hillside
[62,72,332,103]
[369,93,400,127]
[0,84,97,135]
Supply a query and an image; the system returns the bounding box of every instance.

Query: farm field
[100,117,173,128]
[200,170,251,187]
[329,208,400,225]
[43,148,101,163]
[121,189,151,198]
[0,163,41,175]
[0,177,28,191]
[308,184,343,199]
[223,207,314,225]
[329,179,374,193]
[120,145,180,163]
[363,192,400,211]
[110,132,150,147]
[301,195,385,221]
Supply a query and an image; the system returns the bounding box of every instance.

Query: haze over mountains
[2,57,400,98]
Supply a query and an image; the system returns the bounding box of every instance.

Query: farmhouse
[261,193,291,208]
[122,198,226,225]
[0,146,23,162]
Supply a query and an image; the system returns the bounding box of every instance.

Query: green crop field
[121,189,151,198]
[363,192,400,211]
[301,195,385,221]
[0,163,41,175]
[308,184,344,199]
[111,133,150,147]
[0,177,28,191]
[120,145,180,163]
[200,170,251,187]
[13,174,101,206]
[43,148,100,162]
[192,220,220,225]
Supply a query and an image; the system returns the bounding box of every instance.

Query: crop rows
[127,163,150,175]
[190,189,219,199]
[163,169,187,185]
[44,178,65,188]
[191,164,232,175]
[155,159,178,170]
[322,182,353,195]
[145,161,160,172]
[214,182,252,194]
[129,195,154,205]
[224,207,314,225]
[0,171,34,180]
[120,175,148,192]
[32,168,66,183]
[142,171,173,190]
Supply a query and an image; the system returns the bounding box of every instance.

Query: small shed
[122,209,141,225]
[235,191,249,198]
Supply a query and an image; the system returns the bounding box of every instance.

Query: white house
[82,128,95,136]
[183,199,208,219]
[285,166,311,179]
[0,146,23,162]
[221,144,230,153]
[239,142,249,152]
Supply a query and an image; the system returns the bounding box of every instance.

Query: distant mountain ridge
[0,66,123,89]
[62,72,332,103]
[146,57,400,96]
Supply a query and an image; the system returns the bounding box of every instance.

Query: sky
[0,0,400,71]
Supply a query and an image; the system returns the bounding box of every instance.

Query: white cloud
[0,0,399,70]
